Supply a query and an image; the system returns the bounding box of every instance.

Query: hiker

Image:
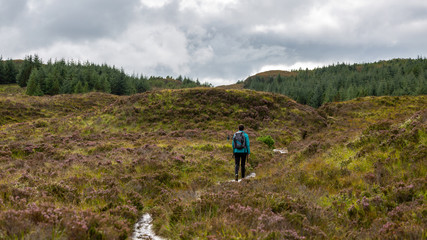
[232,124,250,181]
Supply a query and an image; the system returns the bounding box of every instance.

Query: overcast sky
[1,0,427,85]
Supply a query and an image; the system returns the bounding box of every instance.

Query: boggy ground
[0,84,425,239]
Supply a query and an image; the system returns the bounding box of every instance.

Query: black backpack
[234,132,246,149]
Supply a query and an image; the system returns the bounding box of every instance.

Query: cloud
[200,77,236,87]
[178,0,239,15]
[1,0,427,86]
[140,0,171,8]
[32,20,190,76]
[0,0,27,25]
[30,0,139,40]
[256,61,330,74]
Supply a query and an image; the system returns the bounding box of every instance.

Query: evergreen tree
[177,75,183,82]
[110,69,128,95]
[310,85,323,108]
[45,72,60,95]
[135,77,149,93]
[74,81,84,94]
[17,56,34,87]
[82,81,89,93]
[26,69,44,96]
[323,85,335,104]
[0,57,5,84]
[96,73,111,93]
[4,59,18,84]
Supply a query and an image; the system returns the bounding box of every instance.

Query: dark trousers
[234,153,247,178]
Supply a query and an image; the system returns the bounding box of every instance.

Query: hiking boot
[235,174,238,181]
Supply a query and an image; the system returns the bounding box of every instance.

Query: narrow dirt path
[131,173,257,239]
[132,149,286,239]
[132,213,165,240]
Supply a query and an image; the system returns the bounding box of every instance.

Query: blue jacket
[232,131,250,154]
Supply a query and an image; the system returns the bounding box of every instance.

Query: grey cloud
[0,0,27,25]
[161,0,427,81]
[31,0,140,40]
[2,0,141,53]
[1,0,427,85]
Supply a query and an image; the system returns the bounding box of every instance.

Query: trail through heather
[131,147,285,238]
[132,172,258,239]
[132,213,165,240]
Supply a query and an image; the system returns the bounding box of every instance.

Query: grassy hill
[0,84,425,239]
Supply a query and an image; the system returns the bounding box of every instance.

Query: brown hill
[252,70,297,78]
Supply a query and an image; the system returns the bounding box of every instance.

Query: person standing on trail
[232,124,250,181]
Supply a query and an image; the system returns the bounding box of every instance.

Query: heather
[0,85,425,239]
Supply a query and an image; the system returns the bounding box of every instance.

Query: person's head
[238,124,244,131]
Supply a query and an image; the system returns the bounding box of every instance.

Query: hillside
[244,58,427,107]
[0,85,425,239]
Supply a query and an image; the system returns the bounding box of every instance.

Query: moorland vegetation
[0,83,425,239]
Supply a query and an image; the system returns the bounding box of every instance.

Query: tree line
[244,58,427,107]
[1,55,210,96]
[0,57,19,84]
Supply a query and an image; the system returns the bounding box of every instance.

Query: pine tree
[17,56,34,87]
[323,85,335,104]
[26,69,44,96]
[135,77,149,93]
[110,69,128,95]
[309,85,323,108]
[74,81,84,94]
[0,57,5,84]
[101,75,111,93]
[51,78,60,95]
[4,59,18,83]
[46,72,60,95]
[82,81,89,93]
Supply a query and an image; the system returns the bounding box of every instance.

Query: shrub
[34,120,48,128]
[257,135,275,149]
[199,144,214,151]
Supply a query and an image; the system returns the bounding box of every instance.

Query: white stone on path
[273,148,288,154]
[226,172,256,183]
